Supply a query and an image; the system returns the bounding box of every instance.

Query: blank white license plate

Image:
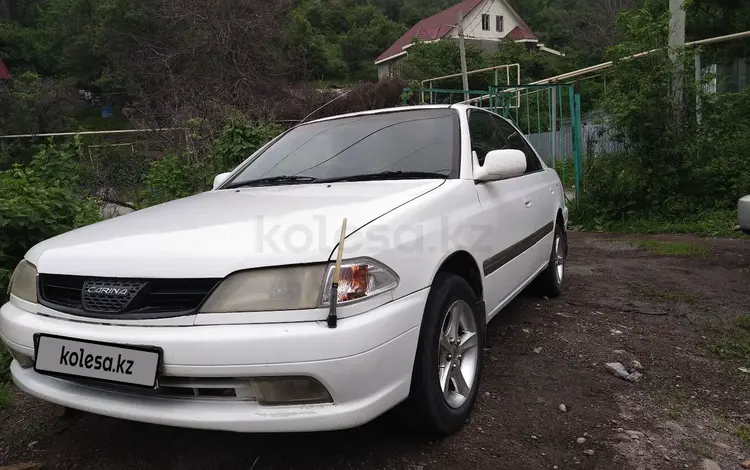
[34,335,161,388]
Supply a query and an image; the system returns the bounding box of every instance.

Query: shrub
[572,5,750,232]
[138,119,283,207]
[0,138,100,297]
[553,158,575,189]
[212,119,283,173]
[82,144,150,202]
[138,153,208,208]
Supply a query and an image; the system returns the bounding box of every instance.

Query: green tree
[290,0,405,81]
[400,40,487,84]
[0,71,77,136]
[572,3,750,231]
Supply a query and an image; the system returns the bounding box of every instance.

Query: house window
[496,15,504,32]
[481,14,490,31]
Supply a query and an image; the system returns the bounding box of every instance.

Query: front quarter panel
[340,180,487,302]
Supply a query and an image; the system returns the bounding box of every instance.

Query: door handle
[550,186,555,195]
[524,196,533,208]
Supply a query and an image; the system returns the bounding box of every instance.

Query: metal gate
[401,84,583,201]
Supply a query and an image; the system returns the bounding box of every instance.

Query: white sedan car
[1,104,568,436]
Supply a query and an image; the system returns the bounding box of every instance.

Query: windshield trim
[219,108,462,189]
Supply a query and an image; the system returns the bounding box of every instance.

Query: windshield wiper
[317,171,449,184]
[224,176,319,189]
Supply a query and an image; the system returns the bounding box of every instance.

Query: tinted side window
[492,116,543,173]
[468,111,508,166]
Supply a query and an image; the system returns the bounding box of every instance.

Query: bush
[553,158,575,190]
[138,153,208,208]
[572,6,750,233]
[575,86,750,227]
[212,119,283,173]
[0,138,100,297]
[138,119,284,207]
[82,144,150,202]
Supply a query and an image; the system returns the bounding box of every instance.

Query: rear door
[468,109,538,316]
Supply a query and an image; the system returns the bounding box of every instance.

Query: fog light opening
[4,345,34,369]
[252,377,332,406]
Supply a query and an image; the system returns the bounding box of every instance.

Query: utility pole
[457,10,470,101]
[668,0,686,51]
[669,0,686,108]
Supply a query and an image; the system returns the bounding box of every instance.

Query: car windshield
[225,108,460,187]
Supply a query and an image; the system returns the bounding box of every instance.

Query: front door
[491,114,556,271]
[468,109,538,317]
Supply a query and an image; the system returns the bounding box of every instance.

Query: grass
[708,338,750,360]
[630,282,699,303]
[707,317,750,362]
[735,425,750,445]
[575,210,744,238]
[0,347,11,408]
[633,240,710,259]
[0,347,10,380]
[736,315,750,331]
[667,389,692,418]
[0,382,11,409]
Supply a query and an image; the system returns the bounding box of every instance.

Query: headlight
[199,259,399,313]
[199,264,327,313]
[8,260,38,303]
[321,258,398,306]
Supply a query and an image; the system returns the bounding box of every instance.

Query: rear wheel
[536,222,567,298]
[404,273,484,436]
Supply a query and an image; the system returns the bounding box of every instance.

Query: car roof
[306,104,474,125]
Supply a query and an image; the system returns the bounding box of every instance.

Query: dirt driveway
[1,232,749,470]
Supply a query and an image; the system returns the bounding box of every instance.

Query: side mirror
[212,172,232,190]
[474,149,527,181]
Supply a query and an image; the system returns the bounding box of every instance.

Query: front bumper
[0,289,427,432]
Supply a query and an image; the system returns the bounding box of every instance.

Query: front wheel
[404,273,484,436]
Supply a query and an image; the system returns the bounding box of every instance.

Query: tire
[404,273,485,436]
[536,221,567,298]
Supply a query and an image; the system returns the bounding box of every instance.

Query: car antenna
[327,218,348,329]
[297,89,353,126]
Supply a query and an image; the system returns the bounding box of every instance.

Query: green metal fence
[401,84,583,200]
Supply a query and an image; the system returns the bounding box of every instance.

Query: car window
[468,110,509,166]
[491,115,543,173]
[225,109,460,186]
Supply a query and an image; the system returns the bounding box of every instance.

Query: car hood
[27,180,444,278]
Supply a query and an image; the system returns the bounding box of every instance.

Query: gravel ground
[1,231,749,470]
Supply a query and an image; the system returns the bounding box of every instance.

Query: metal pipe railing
[461,30,750,104]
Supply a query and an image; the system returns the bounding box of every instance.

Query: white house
[702,57,749,94]
[375,0,562,79]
